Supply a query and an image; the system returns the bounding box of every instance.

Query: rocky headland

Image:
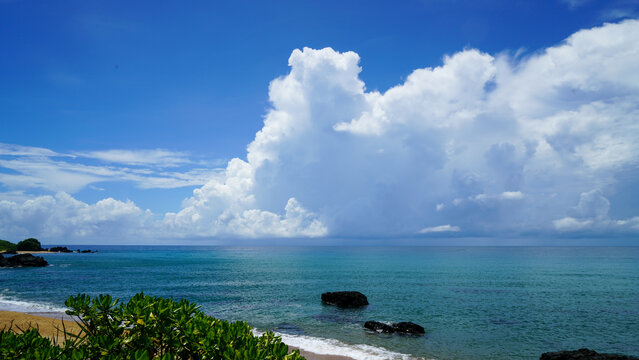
[0,253,48,267]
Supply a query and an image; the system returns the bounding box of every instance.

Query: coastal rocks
[392,322,425,335]
[320,291,425,337]
[364,321,426,335]
[540,349,639,360]
[321,291,369,308]
[0,253,48,267]
[47,246,96,253]
[48,246,73,253]
[364,321,395,334]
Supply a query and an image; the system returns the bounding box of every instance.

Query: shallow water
[1,246,638,359]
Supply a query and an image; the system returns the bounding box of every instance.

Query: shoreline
[0,310,355,360]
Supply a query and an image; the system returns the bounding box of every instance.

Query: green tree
[0,240,17,252]
[16,238,42,251]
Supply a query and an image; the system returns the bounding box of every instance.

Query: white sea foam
[253,329,431,360]
[0,291,68,314]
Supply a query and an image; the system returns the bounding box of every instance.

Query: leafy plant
[0,293,305,360]
[0,239,17,252]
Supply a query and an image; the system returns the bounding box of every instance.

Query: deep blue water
[1,246,638,360]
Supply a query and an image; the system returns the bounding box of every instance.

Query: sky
[1,0,639,245]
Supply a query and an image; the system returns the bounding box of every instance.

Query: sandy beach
[0,310,354,360]
[0,310,81,344]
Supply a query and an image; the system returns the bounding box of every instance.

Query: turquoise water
[1,246,638,359]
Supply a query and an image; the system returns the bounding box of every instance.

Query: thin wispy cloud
[76,149,193,167]
[0,143,69,158]
[419,225,461,234]
[561,0,590,9]
[0,143,221,193]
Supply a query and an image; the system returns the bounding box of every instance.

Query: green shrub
[0,292,305,360]
[16,238,42,251]
[0,240,17,252]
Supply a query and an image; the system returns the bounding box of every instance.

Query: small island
[0,238,96,254]
[0,238,97,268]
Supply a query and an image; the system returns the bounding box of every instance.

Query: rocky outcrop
[364,320,426,335]
[0,253,48,267]
[540,349,639,360]
[321,291,368,308]
[392,321,425,335]
[48,246,73,253]
[364,321,395,333]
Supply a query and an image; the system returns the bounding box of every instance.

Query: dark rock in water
[321,291,368,308]
[80,249,94,253]
[2,250,17,255]
[489,318,520,325]
[364,321,395,334]
[540,348,639,360]
[48,246,73,253]
[0,253,48,267]
[392,322,425,335]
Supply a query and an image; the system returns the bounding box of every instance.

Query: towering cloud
[2,20,639,241]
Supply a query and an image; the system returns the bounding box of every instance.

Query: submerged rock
[540,348,639,360]
[0,253,48,267]
[364,320,426,336]
[274,323,305,335]
[392,322,425,335]
[321,291,369,308]
[364,320,395,334]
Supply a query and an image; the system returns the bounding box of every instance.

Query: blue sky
[1,0,639,244]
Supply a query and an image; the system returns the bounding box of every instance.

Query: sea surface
[1,246,638,360]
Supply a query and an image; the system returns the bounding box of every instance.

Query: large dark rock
[364,321,395,334]
[392,321,425,335]
[321,291,369,308]
[0,253,48,267]
[540,348,639,360]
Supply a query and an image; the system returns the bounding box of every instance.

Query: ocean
[1,246,638,360]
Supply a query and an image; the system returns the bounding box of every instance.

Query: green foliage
[16,238,42,251]
[0,292,305,360]
[0,239,17,252]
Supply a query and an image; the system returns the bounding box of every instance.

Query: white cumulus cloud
[2,20,639,242]
[0,192,153,240]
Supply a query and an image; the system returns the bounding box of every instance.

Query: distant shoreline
[14,251,70,254]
